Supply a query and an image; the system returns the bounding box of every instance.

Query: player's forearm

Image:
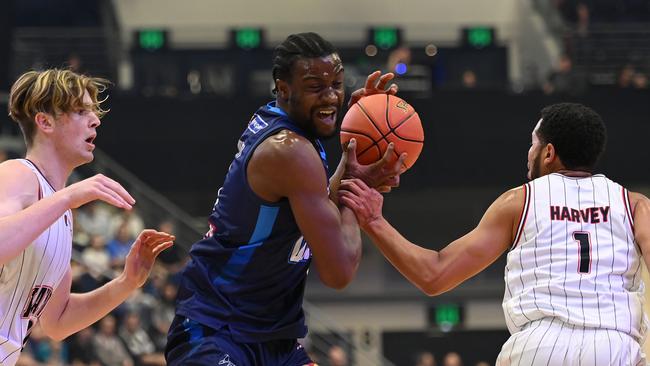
[340,206,362,269]
[0,192,70,265]
[316,207,361,289]
[328,159,346,204]
[47,274,137,340]
[364,218,442,295]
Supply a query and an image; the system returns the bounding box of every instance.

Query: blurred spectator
[77,202,114,239]
[542,54,586,95]
[415,351,436,366]
[475,361,490,366]
[15,352,37,366]
[0,149,8,163]
[461,70,477,89]
[70,260,86,283]
[576,2,590,37]
[107,223,135,268]
[443,352,463,366]
[109,209,145,241]
[72,259,110,293]
[387,46,412,75]
[618,64,636,88]
[150,280,178,350]
[305,347,320,365]
[72,209,91,249]
[155,219,185,273]
[24,323,68,365]
[67,53,84,74]
[632,72,648,89]
[93,315,134,366]
[327,345,349,366]
[68,327,102,366]
[82,235,111,279]
[119,312,166,366]
[120,288,158,329]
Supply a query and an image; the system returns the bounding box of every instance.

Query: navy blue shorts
[165,315,314,366]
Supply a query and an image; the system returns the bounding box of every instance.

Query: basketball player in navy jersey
[0,69,174,366]
[340,103,650,365]
[165,32,406,366]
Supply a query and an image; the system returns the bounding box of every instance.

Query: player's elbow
[41,324,70,342]
[420,283,445,297]
[48,331,69,342]
[415,270,445,296]
[319,267,356,290]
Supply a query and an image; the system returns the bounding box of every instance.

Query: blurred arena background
[1,0,649,365]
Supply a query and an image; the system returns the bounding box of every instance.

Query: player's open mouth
[85,135,96,148]
[316,109,336,125]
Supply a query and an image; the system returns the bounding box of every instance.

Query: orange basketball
[340,94,424,170]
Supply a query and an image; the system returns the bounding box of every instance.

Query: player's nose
[321,87,339,104]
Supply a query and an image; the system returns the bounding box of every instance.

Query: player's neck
[25,147,72,190]
[555,169,592,178]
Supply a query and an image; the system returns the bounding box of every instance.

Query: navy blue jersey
[175,102,328,343]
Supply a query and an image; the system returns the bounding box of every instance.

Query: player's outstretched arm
[39,230,173,341]
[340,179,520,295]
[248,131,361,289]
[0,161,134,265]
[630,192,650,270]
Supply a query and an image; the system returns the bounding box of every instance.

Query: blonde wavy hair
[8,69,109,148]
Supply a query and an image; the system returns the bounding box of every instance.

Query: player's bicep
[252,131,344,251]
[289,187,342,252]
[39,269,72,338]
[284,152,345,257]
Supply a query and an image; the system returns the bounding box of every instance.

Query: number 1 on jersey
[573,231,591,274]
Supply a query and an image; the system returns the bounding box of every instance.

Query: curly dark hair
[537,103,607,171]
[271,32,338,93]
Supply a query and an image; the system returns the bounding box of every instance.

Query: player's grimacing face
[527,119,544,180]
[286,54,345,138]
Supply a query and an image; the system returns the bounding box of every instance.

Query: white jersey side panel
[0,160,72,366]
[503,173,646,341]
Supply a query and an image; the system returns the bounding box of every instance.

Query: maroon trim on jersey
[511,183,531,249]
[21,285,54,319]
[622,187,634,234]
[24,159,57,192]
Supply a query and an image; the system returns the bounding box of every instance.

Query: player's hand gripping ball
[340,94,424,171]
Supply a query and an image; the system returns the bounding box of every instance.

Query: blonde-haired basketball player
[340,103,650,365]
[0,69,174,366]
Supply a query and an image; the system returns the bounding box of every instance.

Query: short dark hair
[271,32,337,92]
[537,103,607,171]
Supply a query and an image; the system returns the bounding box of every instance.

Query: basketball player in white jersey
[339,103,650,365]
[0,69,174,366]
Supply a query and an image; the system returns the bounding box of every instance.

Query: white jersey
[503,173,647,342]
[0,159,72,366]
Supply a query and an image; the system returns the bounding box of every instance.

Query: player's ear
[276,79,290,101]
[34,112,55,134]
[544,143,556,163]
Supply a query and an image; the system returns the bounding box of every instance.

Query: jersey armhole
[242,126,296,206]
[511,183,531,250]
[13,159,43,205]
[622,187,635,234]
